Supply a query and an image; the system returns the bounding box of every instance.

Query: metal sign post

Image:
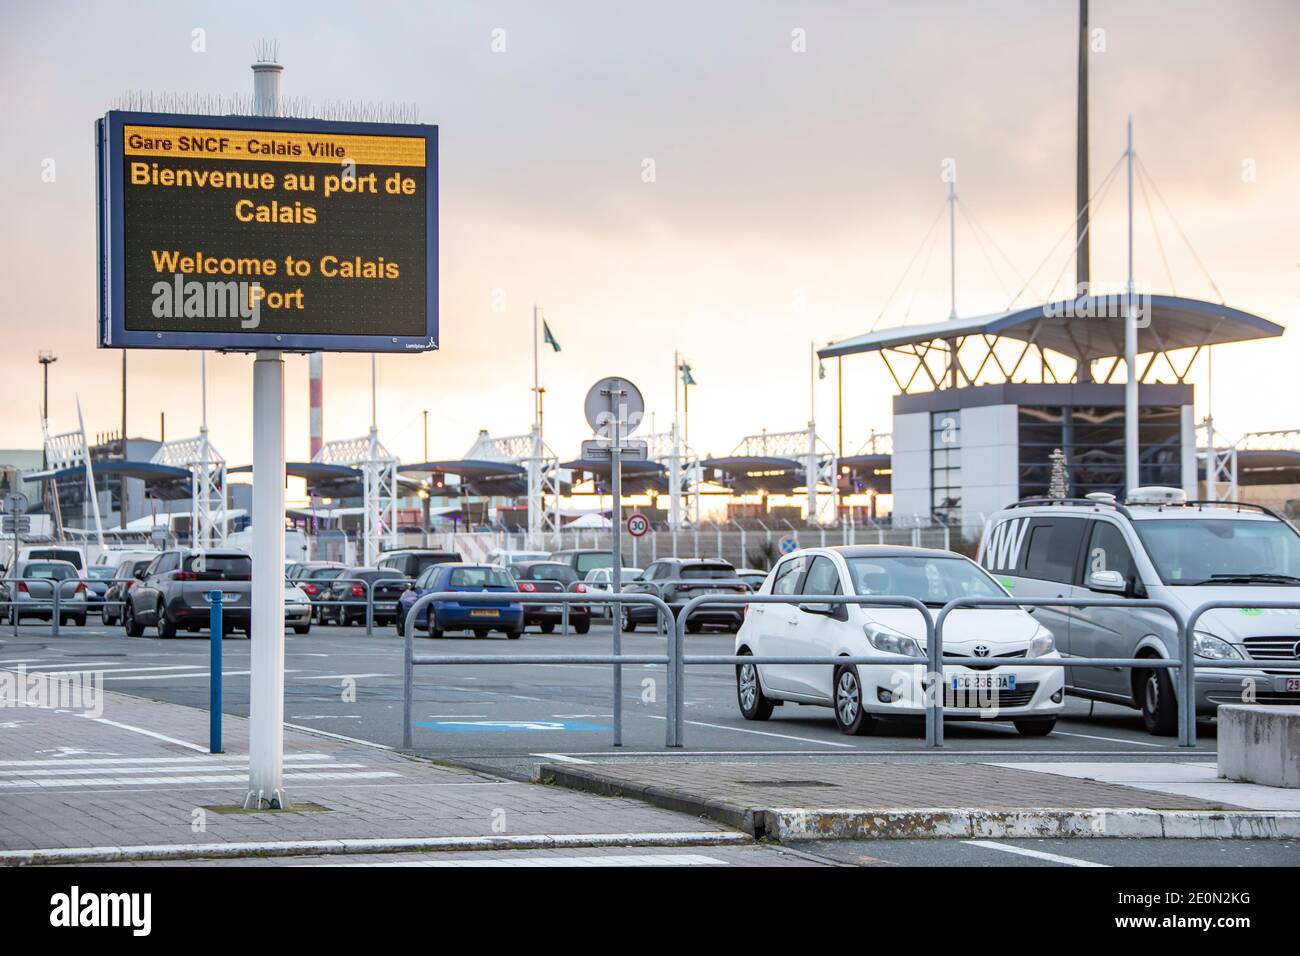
[246,59,287,811]
[583,376,644,749]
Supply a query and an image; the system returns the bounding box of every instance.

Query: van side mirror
[134,568,146,580]
[1087,569,1126,593]
[797,601,837,617]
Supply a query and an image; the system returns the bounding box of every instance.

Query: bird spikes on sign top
[111,90,420,124]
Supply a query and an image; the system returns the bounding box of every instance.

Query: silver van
[978,487,1300,735]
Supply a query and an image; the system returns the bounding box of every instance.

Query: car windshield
[526,564,577,583]
[308,567,344,580]
[24,563,76,580]
[86,567,116,580]
[1134,518,1300,585]
[448,567,515,588]
[412,555,457,574]
[681,565,737,579]
[28,549,82,569]
[846,556,1006,606]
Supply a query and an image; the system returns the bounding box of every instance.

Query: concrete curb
[540,765,1300,841]
[0,831,753,867]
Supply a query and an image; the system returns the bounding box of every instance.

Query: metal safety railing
[401,590,674,749]
[295,576,408,636]
[0,576,136,637]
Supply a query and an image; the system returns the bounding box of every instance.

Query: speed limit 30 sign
[626,513,651,537]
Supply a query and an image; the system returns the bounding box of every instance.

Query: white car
[285,582,312,634]
[734,545,1065,736]
[582,566,644,617]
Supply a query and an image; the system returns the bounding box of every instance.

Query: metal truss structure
[731,425,839,526]
[314,428,397,565]
[151,427,228,547]
[644,426,700,529]
[465,428,561,544]
[42,404,104,546]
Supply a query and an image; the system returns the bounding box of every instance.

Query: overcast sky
[1,0,1296,467]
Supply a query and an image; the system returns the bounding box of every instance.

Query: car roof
[802,545,966,559]
[514,560,572,570]
[656,557,734,565]
[990,501,1282,523]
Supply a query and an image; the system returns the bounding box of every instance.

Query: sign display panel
[96,111,438,352]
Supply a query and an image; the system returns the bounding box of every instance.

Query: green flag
[680,363,696,386]
[542,320,561,352]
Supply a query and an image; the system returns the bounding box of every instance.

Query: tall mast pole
[1076,0,1094,383]
[1124,116,1138,493]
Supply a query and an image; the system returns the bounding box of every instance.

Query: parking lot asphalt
[0,617,1219,781]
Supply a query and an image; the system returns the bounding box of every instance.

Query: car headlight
[1193,631,1241,661]
[1026,629,1056,658]
[863,624,925,659]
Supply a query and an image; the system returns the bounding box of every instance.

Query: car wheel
[123,601,144,637]
[541,622,555,634]
[1140,665,1178,736]
[395,614,405,637]
[157,605,176,639]
[506,626,522,640]
[574,619,590,635]
[428,625,444,639]
[736,652,775,721]
[685,620,701,634]
[293,624,311,635]
[620,607,636,633]
[833,664,877,736]
[1014,717,1057,737]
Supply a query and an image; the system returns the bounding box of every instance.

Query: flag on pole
[542,321,561,352]
[680,363,696,386]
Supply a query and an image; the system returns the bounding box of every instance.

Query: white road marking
[0,753,336,769]
[338,853,728,867]
[531,753,595,764]
[282,723,396,750]
[1051,731,1164,747]
[0,770,401,790]
[0,761,371,779]
[293,673,395,681]
[34,664,206,676]
[289,715,363,720]
[99,669,303,681]
[963,840,1108,867]
[81,716,208,752]
[646,715,855,748]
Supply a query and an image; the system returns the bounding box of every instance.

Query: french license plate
[470,609,499,618]
[1287,678,1300,693]
[951,674,1015,691]
[543,605,561,613]
[203,592,240,603]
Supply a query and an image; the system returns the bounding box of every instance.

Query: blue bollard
[209,589,223,754]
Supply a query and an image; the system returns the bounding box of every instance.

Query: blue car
[395,563,524,639]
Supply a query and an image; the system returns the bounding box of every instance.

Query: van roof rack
[1003,497,1133,519]
[1181,500,1289,521]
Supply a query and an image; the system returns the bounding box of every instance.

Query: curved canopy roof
[561,458,668,495]
[33,460,193,500]
[701,456,805,494]
[229,461,363,497]
[398,459,529,496]
[819,295,1283,363]
[1202,449,1300,487]
[836,453,893,494]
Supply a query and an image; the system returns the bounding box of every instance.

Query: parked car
[285,582,313,634]
[5,559,87,626]
[295,564,349,620]
[319,568,409,626]
[582,566,644,618]
[395,562,522,638]
[511,561,591,634]
[486,548,551,568]
[376,549,463,578]
[82,565,118,617]
[621,558,749,633]
[736,545,1064,736]
[736,568,770,591]
[979,487,1300,735]
[102,558,153,626]
[548,549,615,577]
[123,548,253,638]
[8,545,85,575]
[91,548,158,570]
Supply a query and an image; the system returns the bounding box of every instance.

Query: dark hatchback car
[510,561,591,634]
[295,564,349,620]
[319,567,409,626]
[621,558,749,633]
[376,549,463,579]
[102,558,153,626]
[82,566,118,616]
